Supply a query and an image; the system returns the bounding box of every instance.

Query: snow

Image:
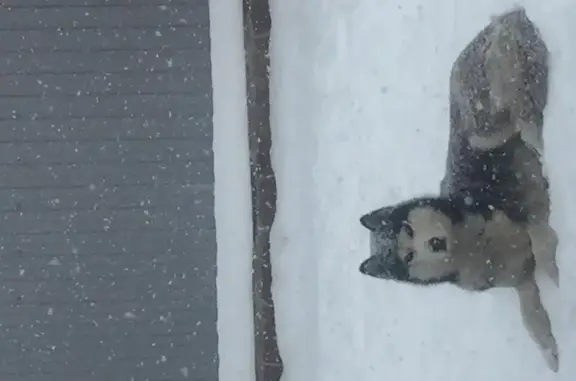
[211,0,255,379]
[270,0,576,381]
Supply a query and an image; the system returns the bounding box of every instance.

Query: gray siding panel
[0,71,211,96]
[0,94,208,118]
[0,162,213,188]
[0,1,217,380]
[0,6,203,29]
[0,28,207,51]
[0,118,212,141]
[0,50,206,74]
[3,0,189,6]
[0,183,213,212]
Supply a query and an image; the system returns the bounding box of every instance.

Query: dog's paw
[541,344,559,372]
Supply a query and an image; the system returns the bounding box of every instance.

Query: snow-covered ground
[212,0,576,380]
[269,1,576,381]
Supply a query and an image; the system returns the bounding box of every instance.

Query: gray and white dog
[358,6,559,372]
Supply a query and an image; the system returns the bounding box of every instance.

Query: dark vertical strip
[242,0,284,381]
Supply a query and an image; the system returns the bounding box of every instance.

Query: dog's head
[359,197,463,286]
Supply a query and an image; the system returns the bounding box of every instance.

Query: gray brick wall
[0,1,217,380]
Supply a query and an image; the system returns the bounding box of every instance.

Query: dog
[358,6,559,372]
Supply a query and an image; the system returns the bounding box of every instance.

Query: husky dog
[359,7,559,372]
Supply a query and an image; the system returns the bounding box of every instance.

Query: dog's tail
[481,6,547,155]
[484,6,527,111]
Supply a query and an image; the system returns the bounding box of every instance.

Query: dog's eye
[402,222,414,237]
[404,251,415,264]
[428,237,447,252]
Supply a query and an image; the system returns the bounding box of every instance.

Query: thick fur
[442,6,558,284]
[447,6,548,153]
[359,6,559,372]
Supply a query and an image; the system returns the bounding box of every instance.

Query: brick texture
[0,1,217,380]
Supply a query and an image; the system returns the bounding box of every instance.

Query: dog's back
[441,6,550,226]
[442,134,550,226]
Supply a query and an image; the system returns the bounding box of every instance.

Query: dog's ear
[359,212,383,231]
[360,206,395,231]
[359,256,385,277]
